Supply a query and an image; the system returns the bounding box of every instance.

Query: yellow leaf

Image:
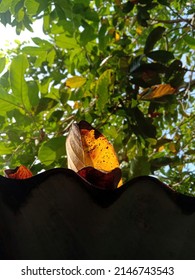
[140,84,176,100]
[158,146,165,152]
[65,76,86,89]
[115,31,120,42]
[74,101,80,109]
[136,26,143,35]
[66,121,123,187]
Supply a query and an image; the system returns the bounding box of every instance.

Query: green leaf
[129,156,151,178]
[35,97,58,115]
[34,52,47,67]
[25,0,39,15]
[0,86,20,115]
[55,34,79,49]
[10,54,31,111]
[10,0,23,14]
[95,69,114,111]
[38,136,65,166]
[150,156,180,170]
[84,9,99,22]
[95,0,100,7]
[80,25,96,45]
[165,60,182,79]
[0,57,6,74]
[40,77,52,94]
[137,7,150,27]
[0,10,11,26]
[27,81,39,108]
[0,0,12,12]
[0,142,12,155]
[10,109,32,126]
[144,26,166,53]
[122,2,134,13]
[47,49,56,66]
[32,37,53,50]
[16,7,24,22]
[43,13,50,33]
[157,0,169,5]
[73,3,99,21]
[98,24,109,51]
[131,108,156,138]
[48,110,64,122]
[183,34,195,49]
[146,138,157,145]
[147,50,174,63]
[74,0,90,5]
[22,46,47,56]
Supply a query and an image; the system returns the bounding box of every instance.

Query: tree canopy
[0,0,194,193]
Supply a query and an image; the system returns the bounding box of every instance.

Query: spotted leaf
[66,120,123,187]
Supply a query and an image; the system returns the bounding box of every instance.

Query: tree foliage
[0,0,194,193]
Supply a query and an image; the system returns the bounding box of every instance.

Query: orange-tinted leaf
[158,145,165,152]
[5,165,33,179]
[140,84,176,100]
[79,121,121,172]
[66,120,123,187]
[78,167,122,189]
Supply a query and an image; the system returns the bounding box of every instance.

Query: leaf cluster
[0,0,194,193]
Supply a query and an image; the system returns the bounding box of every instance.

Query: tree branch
[179,79,195,91]
[151,18,192,24]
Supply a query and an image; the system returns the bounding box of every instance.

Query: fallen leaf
[4,165,33,179]
[139,84,176,100]
[66,120,123,187]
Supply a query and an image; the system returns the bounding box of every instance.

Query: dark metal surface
[0,168,194,259]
